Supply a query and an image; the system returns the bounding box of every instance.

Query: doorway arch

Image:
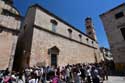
[48,46,60,67]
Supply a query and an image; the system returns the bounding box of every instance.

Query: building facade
[100,3,125,72]
[13,4,102,71]
[0,1,102,72]
[0,0,21,71]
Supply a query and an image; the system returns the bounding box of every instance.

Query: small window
[86,26,91,29]
[23,24,27,31]
[79,34,82,38]
[120,28,125,40]
[0,28,3,33]
[86,38,89,43]
[1,9,14,17]
[50,19,58,25]
[88,32,92,35]
[79,34,82,42]
[50,19,57,32]
[68,29,72,38]
[1,9,9,16]
[92,41,94,44]
[115,12,124,19]
[52,23,56,32]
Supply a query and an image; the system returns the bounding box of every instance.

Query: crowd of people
[0,62,108,83]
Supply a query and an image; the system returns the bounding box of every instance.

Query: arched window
[92,41,94,45]
[86,38,89,43]
[68,28,72,38]
[50,19,58,32]
[92,41,94,44]
[79,34,82,42]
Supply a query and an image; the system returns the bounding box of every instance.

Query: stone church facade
[0,0,101,72]
[14,4,101,71]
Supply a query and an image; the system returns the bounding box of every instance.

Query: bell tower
[85,17,97,41]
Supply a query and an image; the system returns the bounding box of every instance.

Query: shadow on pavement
[108,70,125,76]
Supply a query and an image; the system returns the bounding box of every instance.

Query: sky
[13,0,125,49]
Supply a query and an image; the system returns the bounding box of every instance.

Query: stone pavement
[104,76,125,83]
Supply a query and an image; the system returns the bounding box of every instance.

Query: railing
[0,15,21,30]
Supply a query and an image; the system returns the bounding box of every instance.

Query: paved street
[104,76,125,83]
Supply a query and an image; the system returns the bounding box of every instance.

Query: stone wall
[100,4,125,64]
[0,0,20,30]
[27,5,100,66]
[30,27,96,66]
[34,8,98,48]
[0,31,13,69]
[0,15,20,30]
[0,0,19,15]
[0,0,21,70]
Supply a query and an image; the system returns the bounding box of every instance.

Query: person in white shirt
[86,66,91,83]
[29,72,38,83]
[29,78,38,83]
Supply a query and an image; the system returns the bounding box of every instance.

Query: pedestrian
[17,73,24,83]
[28,72,38,83]
[86,66,91,83]
[91,66,100,83]
[80,65,86,82]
